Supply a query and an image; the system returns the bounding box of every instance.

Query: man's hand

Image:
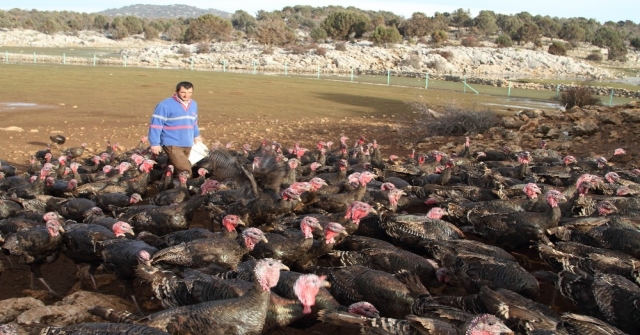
[150,145,162,155]
[194,136,203,144]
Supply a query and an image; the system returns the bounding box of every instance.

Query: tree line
[1,6,638,60]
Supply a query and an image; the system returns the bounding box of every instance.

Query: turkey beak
[58,226,66,234]
[237,219,246,227]
[280,264,290,271]
[339,229,349,237]
[321,279,331,288]
[261,236,269,243]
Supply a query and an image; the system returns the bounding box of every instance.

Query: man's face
[176,87,193,101]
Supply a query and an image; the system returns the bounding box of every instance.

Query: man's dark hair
[176,81,194,91]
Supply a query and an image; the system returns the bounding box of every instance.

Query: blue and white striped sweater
[148,96,200,147]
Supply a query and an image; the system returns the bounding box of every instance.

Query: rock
[56,290,134,312]
[502,116,524,129]
[16,305,95,327]
[571,120,599,136]
[598,113,621,125]
[15,291,134,328]
[620,109,640,123]
[0,297,44,323]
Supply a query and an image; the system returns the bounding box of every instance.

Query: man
[148,81,202,177]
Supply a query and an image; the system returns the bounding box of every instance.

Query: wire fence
[2,50,636,108]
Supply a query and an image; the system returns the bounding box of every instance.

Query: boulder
[571,120,599,136]
[15,291,134,328]
[502,116,524,129]
[0,297,44,323]
[620,109,640,123]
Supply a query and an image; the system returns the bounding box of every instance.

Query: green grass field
[0,62,634,125]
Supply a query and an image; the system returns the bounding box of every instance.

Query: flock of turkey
[0,129,639,335]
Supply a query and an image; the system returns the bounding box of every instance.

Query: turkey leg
[32,264,62,297]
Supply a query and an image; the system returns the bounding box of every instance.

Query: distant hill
[95,4,232,19]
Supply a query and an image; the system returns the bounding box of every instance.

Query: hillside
[95,4,231,19]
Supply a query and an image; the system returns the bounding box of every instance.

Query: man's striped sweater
[148,95,200,148]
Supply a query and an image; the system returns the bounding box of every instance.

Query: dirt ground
[0,100,638,333]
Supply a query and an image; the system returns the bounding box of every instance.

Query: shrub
[111,23,129,40]
[608,43,627,61]
[431,30,448,43]
[631,37,640,50]
[409,101,500,136]
[310,27,328,42]
[144,25,159,40]
[417,37,428,44]
[287,45,307,55]
[335,42,347,51]
[177,45,191,58]
[371,25,402,46]
[262,47,274,55]
[461,36,479,47]
[495,35,513,48]
[586,53,603,62]
[427,59,448,72]
[315,47,327,56]
[548,41,567,56]
[399,54,422,69]
[558,86,602,109]
[431,50,453,61]
[196,42,210,54]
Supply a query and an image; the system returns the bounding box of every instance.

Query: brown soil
[0,101,638,333]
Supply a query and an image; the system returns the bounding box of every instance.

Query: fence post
[609,89,614,107]
[253,61,257,74]
[93,54,96,66]
[508,81,512,98]
[284,62,288,76]
[350,67,353,82]
[63,53,66,65]
[556,84,560,99]
[156,56,159,68]
[463,76,466,94]
[317,66,320,79]
[5,51,8,64]
[425,73,429,89]
[123,55,127,67]
[190,57,194,70]
[33,52,36,64]
[223,60,226,72]
[387,70,390,86]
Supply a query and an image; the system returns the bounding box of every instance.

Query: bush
[558,86,602,109]
[309,27,328,42]
[399,54,422,69]
[427,59,448,72]
[631,37,640,50]
[461,36,479,47]
[177,45,191,58]
[315,47,327,56]
[409,101,500,136]
[417,37,428,44]
[548,41,567,56]
[144,25,159,40]
[335,42,347,51]
[608,43,627,61]
[586,53,603,62]
[262,47,274,55]
[287,44,308,55]
[431,50,453,61]
[196,42,210,54]
[431,30,448,44]
[371,25,402,46]
[495,35,513,48]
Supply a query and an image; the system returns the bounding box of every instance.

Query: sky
[1,0,638,24]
